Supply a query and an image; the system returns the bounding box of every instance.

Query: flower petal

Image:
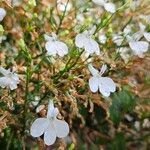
[44,121,56,145]
[56,41,68,57]
[0,77,8,88]
[99,64,107,76]
[0,8,6,21]
[89,77,99,93]
[45,41,57,56]
[54,119,69,138]
[92,0,105,6]
[129,41,149,57]
[75,34,87,48]
[112,34,124,46]
[9,81,18,90]
[0,67,10,76]
[47,101,59,119]
[99,77,116,97]
[44,34,53,41]
[30,118,49,137]
[104,3,116,13]
[84,38,100,55]
[144,32,150,42]
[88,64,99,76]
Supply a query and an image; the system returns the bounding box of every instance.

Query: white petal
[88,64,99,76]
[51,32,57,39]
[132,32,143,41]
[0,67,10,76]
[129,41,149,57]
[99,88,110,97]
[47,101,59,119]
[44,34,52,41]
[44,121,56,145]
[123,25,132,35]
[56,41,68,57]
[75,34,87,48]
[84,38,100,55]
[99,77,116,97]
[0,77,8,88]
[0,76,18,90]
[92,0,106,6]
[100,64,107,76]
[99,34,107,44]
[144,32,150,42]
[9,81,18,90]
[104,3,116,13]
[112,34,124,46]
[88,25,96,35]
[89,77,99,93]
[12,73,20,83]
[139,23,146,32]
[54,119,69,138]
[30,118,49,137]
[45,41,57,56]
[0,8,6,21]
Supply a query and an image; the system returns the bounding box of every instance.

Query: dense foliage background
[0,0,150,149]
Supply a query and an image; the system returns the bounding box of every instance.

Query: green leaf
[107,133,126,150]
[109,90,136,125]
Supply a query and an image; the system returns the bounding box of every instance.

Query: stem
[94,14,114,34]
[56,0,70,34]
[22,64,30,135]
[53,49,84,83]
[6,130,14,150]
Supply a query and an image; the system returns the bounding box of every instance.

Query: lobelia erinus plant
[0,0,150,149]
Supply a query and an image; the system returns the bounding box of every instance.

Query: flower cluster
[0,0,150,148]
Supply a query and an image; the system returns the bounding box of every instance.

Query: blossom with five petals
[75,26,100,56]
[127,31,149,58]
[45,33,68,57]
[30,101,69,145]
[88,64,116,97]
[0,67,20,90]
[92,0,116,13]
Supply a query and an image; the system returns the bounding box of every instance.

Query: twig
[56,0,70,34]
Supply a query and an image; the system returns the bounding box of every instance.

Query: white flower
[112,26,132,46]
[57,0,72,12]
[92,0,116,13]
[127,30,149,58]
[88,64,116,97]
[99,34,107,44]
[75,26,100,56]
[0,8,6,21]
[129,41,149,58]
[30,101,69,145]
[0,67,20,90]
[45,33,68,57]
